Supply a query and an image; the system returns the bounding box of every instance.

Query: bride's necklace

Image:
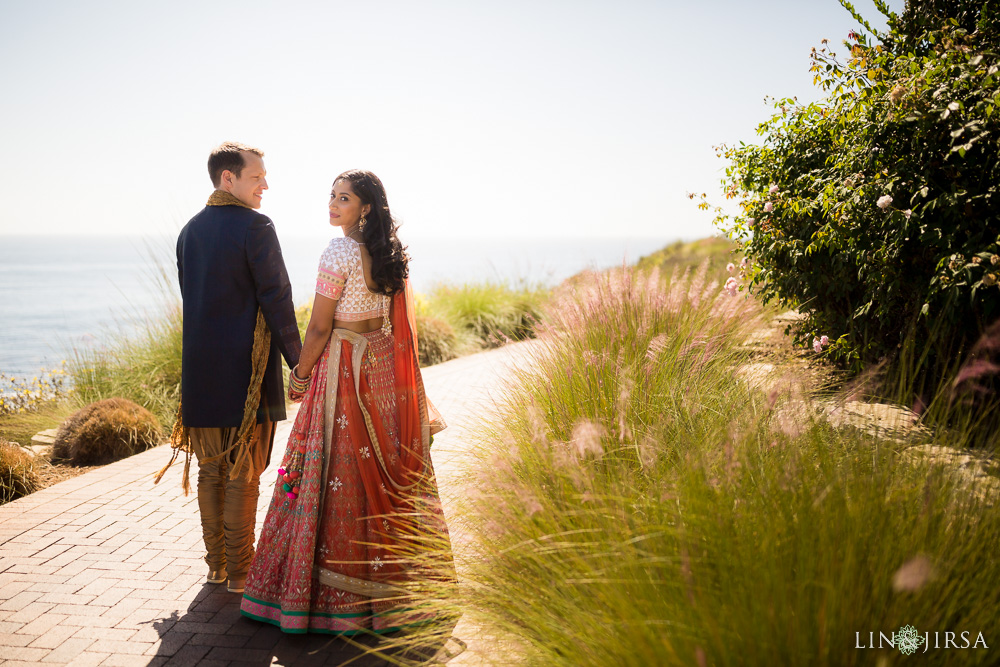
[344,224,364,244]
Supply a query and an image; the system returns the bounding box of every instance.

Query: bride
[240,169,450,634]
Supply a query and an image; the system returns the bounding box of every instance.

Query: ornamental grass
[0,439,39,503]
[419,281,548,355]
[369,261,1000,666]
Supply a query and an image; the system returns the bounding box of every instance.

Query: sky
[0,0,903,240]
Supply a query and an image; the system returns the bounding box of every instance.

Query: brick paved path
[0,341,537,667]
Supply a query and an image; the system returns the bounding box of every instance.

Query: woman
[240,170,450,634]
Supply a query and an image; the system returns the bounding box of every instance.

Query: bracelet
[289,365,312,393]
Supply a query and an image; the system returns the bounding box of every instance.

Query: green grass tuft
[418,281,549,356]
[67,303,182,431]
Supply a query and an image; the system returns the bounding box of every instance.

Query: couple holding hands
[171,141,450,635]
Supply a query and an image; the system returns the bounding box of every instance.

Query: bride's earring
[359,215,367,231]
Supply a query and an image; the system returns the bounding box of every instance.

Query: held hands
[288,365,311,403]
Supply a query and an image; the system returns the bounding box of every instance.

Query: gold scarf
[154,191,272,493]
[206,189,251,208]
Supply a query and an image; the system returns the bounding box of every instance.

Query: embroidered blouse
[315,237,389,322]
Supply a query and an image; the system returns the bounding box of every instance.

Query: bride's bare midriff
[333,317,384,334]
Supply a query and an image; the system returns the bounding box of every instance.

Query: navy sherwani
[177,204,302,427]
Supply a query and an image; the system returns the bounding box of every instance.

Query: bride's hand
[288,385,306,403]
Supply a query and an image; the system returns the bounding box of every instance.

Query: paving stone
[47,604,106,617]
[188,631,250,648]
[83,639,153,656]
[60,615,123,629]
[204,646,274,662]
[15,613,69,636]
[161,643,211,666]
[0,591,43,611]
[64,652,111,667]
[36,593,98,606]
[7,602,56,625]
[94,596,142,618]
[70,626,138,643]
[2,645,52,661]
[28,623,80,649]
[27,582,82,596]
[99,655,150,667]
[0,630,36,646]
[40,637,94,663]
[0,620,27,633]
[0,581,34,600]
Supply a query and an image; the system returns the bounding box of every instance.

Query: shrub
[53,398,161,466]
[415,315,459,367]
[0,440,39,503]
[716,0,1000,386]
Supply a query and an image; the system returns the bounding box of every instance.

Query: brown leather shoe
[227,578,245,593]
[207,569,227,584]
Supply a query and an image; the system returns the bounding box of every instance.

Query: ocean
[0,233,675,380]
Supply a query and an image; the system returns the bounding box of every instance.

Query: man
[176,141,302,593]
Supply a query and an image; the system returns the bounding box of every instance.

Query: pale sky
[0,0,901,240]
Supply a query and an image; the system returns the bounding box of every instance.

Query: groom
[176,141,302,593]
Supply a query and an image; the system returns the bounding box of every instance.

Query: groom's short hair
[208,141,264,188]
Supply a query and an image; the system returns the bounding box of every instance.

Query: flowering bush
[715,0,1000,378]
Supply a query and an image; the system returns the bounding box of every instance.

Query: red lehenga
[240,283,451,634]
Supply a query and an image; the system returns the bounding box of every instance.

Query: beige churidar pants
[189,420,275,581]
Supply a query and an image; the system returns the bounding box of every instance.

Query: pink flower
[523,495,543,517]
[724,276,739,297]
[764,202,774,213]
[740,257,748,268]
[769,184,779,194]
[747,217,755,227]
[726,262,735,273]
[813,338,823,353]
[892,554,935,593]
[903,209,912,220]
[877,195,893,209]
[820,335,829,347]
[570,420,606,458]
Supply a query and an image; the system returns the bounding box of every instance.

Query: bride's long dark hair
[335,169,409,296]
